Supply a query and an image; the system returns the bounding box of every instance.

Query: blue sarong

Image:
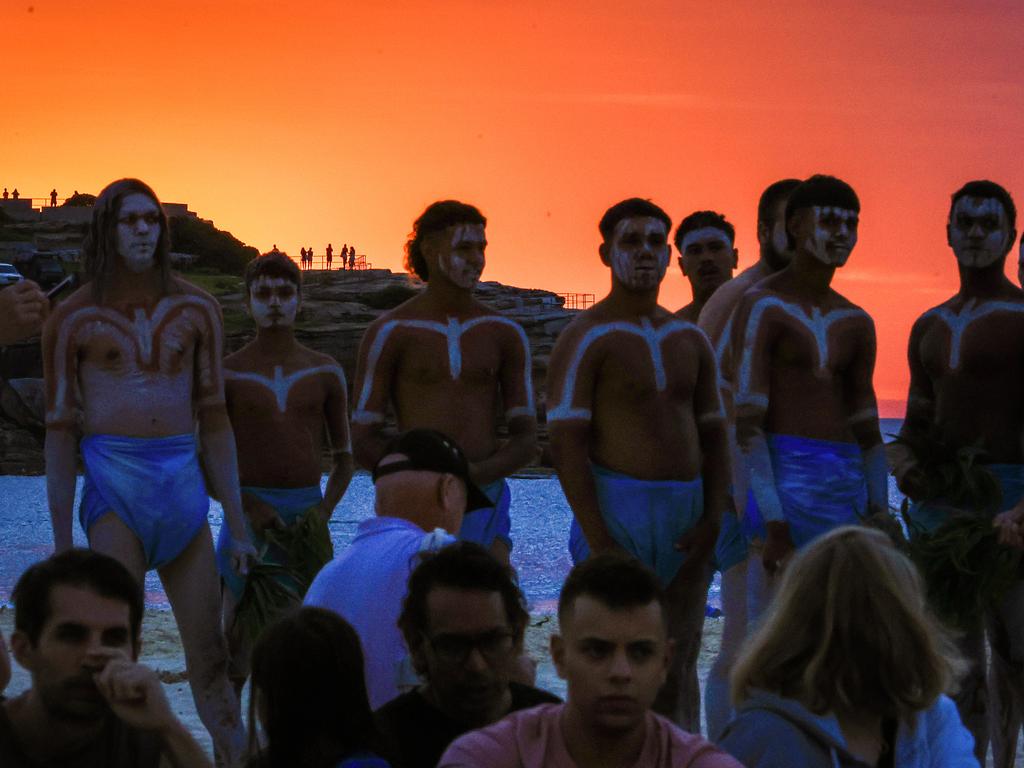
[907,464,1024,536]
[742,433,867,549]
[714,506,748,572]
[458,479,512,551]
[569,464,705,586]
[216,484,324,600]
[80,433,210,570]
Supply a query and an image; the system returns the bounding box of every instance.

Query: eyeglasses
[425,629,515,664]
[117,212,161,227]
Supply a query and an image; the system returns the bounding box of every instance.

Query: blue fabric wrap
[714,506,748,572]
[216,484,324,600]
[568,464,704,586]
[79,433,209,571]
[907,463,1024,536]
[457,479,512,551]
[742,433,867,549]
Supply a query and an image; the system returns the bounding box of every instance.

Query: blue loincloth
[714,506,748,572]
[907,464,1024,536]
[80,433,210,571]
[216,484,324,600]
[568,464,705,586]
[458,479,513,551]
[743,433,867,549]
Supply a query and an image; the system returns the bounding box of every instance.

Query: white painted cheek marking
[680,227,732,253]
[926,299,1024,369]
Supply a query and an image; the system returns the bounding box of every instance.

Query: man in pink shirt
[439,555,741,768]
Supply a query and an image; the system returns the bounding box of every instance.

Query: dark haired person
[247,607,391,768]
[546,198,728,730]
[694,179,800,740]
[1,549,212,767]
[376,542,559,768]
[1017,230,1024,289]
[719,527,975,768]
[439,555,741,768]
[894,180,1024,765]
[215,250,353,693]
[673,210,738,322]
[42,178,252,764]
[305,428,493,709]
[729,175,885,624]
[350,200,537,563]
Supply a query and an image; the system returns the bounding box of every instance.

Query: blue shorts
[743,433,867,549]
[569,464,704,586]
[216,484,324,600]
[907,464,1024,536]
[80,433,209,570]
[458,479,512,552]
[714,506,748,572]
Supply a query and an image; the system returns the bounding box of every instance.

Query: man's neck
[422,277,475,312]
[785,252,836,300]
[252,326,299,357]
[423,684,513,728]
[5,690,107,760]
[104,267,163,305]
[957,258,1014,299]
[606,280,660,317]
[559,704,648,768]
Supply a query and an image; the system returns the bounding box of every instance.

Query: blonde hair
[731,526,964,724]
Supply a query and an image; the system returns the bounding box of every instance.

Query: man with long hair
[42,178,254,765]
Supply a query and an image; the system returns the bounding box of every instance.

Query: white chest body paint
[548,317,721,422]
[736,296,865,409]
[923,299,1024,369]
[226,364,347,412]
[353,315,534,424]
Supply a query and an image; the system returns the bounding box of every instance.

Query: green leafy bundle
[231,507,334,644]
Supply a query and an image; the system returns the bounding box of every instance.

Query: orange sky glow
[3,0,1024,410]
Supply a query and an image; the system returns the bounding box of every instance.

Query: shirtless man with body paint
[894,180,1024,767]
[41,178,253,766]
[546,197,729,731]
[215,250,353,692]
[350,200,537,563]
[692,179,800,740]
[730,175,886,621]
[673,210,738,323]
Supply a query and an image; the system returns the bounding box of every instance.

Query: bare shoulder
[47,283,95,323]
[171,276,221,311]
[304,348,345,371]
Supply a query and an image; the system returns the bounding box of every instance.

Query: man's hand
[93,654,177,733]
[893,457,928,500]
[225,535,258,578]
[242,493,285,536]
[0,281,48,345]
[995,508,1024,549]
[674,515,719,577]
[762,521,795,575]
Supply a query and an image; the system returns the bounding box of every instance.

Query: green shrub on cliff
[169,216,258,276]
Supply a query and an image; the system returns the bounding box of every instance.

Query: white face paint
[803,206,858,267]
[679,227,732,254]
[116,193,161,273]
[948,196,1011,269]
[248,276,299,328]
[438,224,486,289]
[609,216,670,291]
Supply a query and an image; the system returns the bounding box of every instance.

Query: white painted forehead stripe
[812,206,857,220]
[680,227,732,251]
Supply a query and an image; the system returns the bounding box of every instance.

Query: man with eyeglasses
[304,429,492,709]
[376,542,559,768]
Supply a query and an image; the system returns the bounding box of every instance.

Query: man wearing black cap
[304,428,492,709]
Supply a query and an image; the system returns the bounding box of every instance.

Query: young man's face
[11,584,136,722]
[790,205,859,267]
[115,193,161,274]
[416,586,518,725]
[551,595,671,735]
[677,227,737,298]
[947,196,1013,269]
[604,216,671,291]
[248,276,300,328]
[434,224,486,290]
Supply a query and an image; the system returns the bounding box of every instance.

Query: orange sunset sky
[3,1,1024,410]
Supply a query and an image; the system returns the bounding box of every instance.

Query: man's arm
[42,307,78,552]
[350,318,398,471]
[319,365,354,523]
[844,314,887,514]
[468,321,538,485]
[891,317,936,499]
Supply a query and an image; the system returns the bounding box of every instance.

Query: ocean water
[0,418,906,611]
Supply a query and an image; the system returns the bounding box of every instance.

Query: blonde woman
[718,526,977,767]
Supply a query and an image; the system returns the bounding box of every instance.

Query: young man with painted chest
[546,197,729,731]
[215,250,354,693]
[730,176,886,618]
[895,180,1024,766]
[350,201,537,563]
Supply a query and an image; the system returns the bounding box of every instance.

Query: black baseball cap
[373,429,493,513]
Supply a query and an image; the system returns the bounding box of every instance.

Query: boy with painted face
[350,201,537,563]
[214,251,353,693]
[546,198,729,731]
[692,179,800,740]
[41,178,253,765]
[893,180,1024,766]
[673,210,738,322]
[729,175,885,616]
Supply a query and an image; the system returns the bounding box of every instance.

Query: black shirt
[375,682,560,768]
